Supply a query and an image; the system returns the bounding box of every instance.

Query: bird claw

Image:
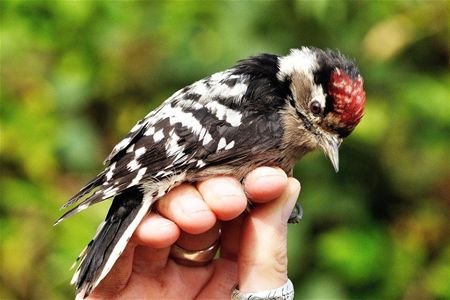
[288,202,303,224]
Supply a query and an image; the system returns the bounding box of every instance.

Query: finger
[243,167,288,203]
[156,183,216,234]
[132,245,172,275]
[220,213,245,261]
[125,213,180,276]
[238,178,300,292]
[195,259,238,300]
[176,221,221,251]
[195,217,244,300]
[196,176,247,221]
[132,213,180,248]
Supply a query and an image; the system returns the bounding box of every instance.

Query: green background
[1,1,448,299]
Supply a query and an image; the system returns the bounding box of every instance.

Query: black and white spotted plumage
[57,47,366,298]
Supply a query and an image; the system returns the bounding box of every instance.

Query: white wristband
[231,279,294,300]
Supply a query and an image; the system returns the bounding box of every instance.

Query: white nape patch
[217,137,227,151]
[225,140,235,150]
[126,144,135,153]
[153,129,165,143]
[105,162,116,180]
[196,160,206,168]
[134,147,146,158]
[127,159,140,171]
[205,101,242,126]
[277,47,318,82]
[128,167,147,187]
[92,193,157,294]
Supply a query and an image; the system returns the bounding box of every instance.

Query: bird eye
[309,100,322,115]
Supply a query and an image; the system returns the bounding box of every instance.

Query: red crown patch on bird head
[325,68,366,136]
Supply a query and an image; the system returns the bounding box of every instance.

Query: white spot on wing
[202,133,212,145]
[189,82,209,95]
[128,167,147,187]
[130,122,142,133]
[205,101,242,126]
[210,70,231,81]
[178,99,204,110]
[155,170,170,177]
[111,137,131,156]
[78,203,89,211]
[102,187,119,199]
[144,126,155,136]
[196,160,206,168]
[134,147,146,158]
[225,140,235,150]
[127,159,140,171]
[165,132,183,157]
[153,103,213,144]
[217,137,227,151]
[199,82,247,105]
[199,127,207,139]
[126,144,135,153]
[153,129,165,142]
[172,152,187,165]
[106,162,116,180]
[178,70,248,106]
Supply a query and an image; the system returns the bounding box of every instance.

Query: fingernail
[257,167,287,178]
[179,196,209,216]
[281,180,301,222]
[242,167,287,192]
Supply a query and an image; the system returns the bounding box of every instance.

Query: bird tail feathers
[61,171,106,210]
[72,188,155,299]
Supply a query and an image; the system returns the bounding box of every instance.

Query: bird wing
[57,70,253,222]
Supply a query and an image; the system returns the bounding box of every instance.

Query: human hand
[87,166,300,299]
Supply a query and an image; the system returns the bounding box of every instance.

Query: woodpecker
[56,47,366,298]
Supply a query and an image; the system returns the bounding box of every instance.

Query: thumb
[238,178,300,292]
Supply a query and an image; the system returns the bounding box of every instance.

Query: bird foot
[288,202,303,224]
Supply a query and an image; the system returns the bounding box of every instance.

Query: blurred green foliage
[1,1,448,299]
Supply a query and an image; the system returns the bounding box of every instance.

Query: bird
[56,47,366,298]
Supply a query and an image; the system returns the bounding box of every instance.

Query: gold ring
[170,238,220,267]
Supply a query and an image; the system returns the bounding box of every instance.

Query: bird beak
[320,134,342,172]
